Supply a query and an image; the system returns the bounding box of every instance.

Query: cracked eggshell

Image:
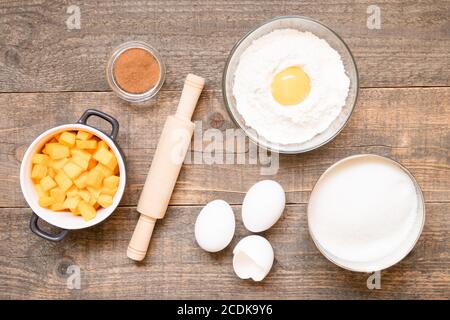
[232,235,274,281]
[242,180,286,232]
[195,200,235,252]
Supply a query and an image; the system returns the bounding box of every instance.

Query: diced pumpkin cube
[50,187,66,203]
[35,184,48,198]
[58,131,76,147]
[101,186,117,197]
[78,189,91,203]
[63,161,84,179]
[94,163,113,177]
[98,140,109,150]
[86,148,97,155]
[40,176,57,192]
[51,158,69,172]
[71,154,89,170]
[47,143,70,160]
[76,131,93,140]
[42,144,49,155]
[76,140,97,150]
[70,207,81,216]
[87,186,101,200]
[51,203,66,211]
[48,167,56,178]
[32,154,50,166]
[55,171,73,191]
[31,164,47,180]
[70,149,92,161]
[103,175,120,189]
[39,196,55,208]
[97,194,113,208]
[88,197,96,206]
[87,158,97,170]
[66,186,79,197]
[63,196,80,210]
[93,148,117,171]
[86,169,104,189]
[78,200,96,221]
[73,172,88,189]
[44,142,58,150]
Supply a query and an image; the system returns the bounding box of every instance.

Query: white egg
[195,200,235,252]
[242,180,286,232]
[232,235,274,281]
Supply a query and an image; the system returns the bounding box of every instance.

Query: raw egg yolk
[271,66,311,106]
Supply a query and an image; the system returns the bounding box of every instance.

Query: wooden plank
[0,0,449,92]
[0,204,448,299]
[1,87,449,208]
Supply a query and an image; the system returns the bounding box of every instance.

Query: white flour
[233,29,350,145]
[308,156,420,267]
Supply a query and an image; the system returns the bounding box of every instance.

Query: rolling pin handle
[175,74,205,120]
[127,215,157,261]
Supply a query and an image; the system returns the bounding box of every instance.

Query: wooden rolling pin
[127,74,205,261]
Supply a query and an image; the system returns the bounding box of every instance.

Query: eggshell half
[232,235,274,281]
[195,200,235,252]
[242,180,286,232]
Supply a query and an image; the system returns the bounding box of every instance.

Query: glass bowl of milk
[308,154,425,272]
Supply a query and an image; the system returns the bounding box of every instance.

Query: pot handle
[77,109,119,141]
[30,213,69,242]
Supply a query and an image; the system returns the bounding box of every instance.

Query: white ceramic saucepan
[20,109,126,241]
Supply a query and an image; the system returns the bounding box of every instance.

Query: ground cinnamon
[113,48,160,94]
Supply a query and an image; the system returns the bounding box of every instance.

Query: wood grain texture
[1,87,449,299]
[0,0,449,92]
[0,204,448,300]
[1,87,449,208]
[1,1,449,300]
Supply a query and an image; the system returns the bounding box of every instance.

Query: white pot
[20,109,126,241]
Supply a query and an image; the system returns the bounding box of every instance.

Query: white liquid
[308,155,422,270]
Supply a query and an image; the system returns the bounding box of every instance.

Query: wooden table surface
[1,0,449,300]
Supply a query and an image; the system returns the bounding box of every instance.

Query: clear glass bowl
[308,154,425,272]
[222,16,359,154]
[106,41,166,103]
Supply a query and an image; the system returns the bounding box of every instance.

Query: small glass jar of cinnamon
[106,41,165,103]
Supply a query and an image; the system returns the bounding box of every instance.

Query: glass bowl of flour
[223,16,359,153]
